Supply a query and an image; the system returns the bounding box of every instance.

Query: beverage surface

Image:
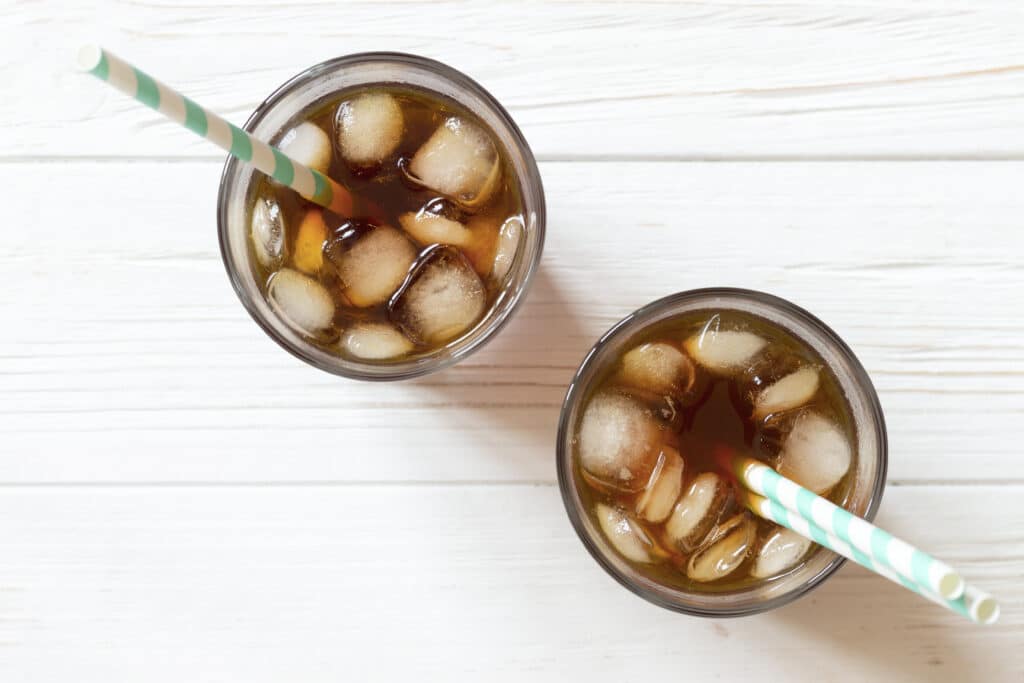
[572,310,857,592]
[248,84,525,362]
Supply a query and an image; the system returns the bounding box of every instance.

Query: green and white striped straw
[75,45,353,216]
[740,489,999,625]
[719,447,965,600]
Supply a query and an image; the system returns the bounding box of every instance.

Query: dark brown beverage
[573,309,857,592]
[248,84,525,362]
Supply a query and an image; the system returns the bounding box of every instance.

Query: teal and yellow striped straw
[721,448,964,599]
[716,447,999,624]
[740,490,999,624]
[76,45,353,216]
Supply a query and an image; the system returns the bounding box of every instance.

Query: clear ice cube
[335,92,404,167]
[491,217,523,282]
[398,210,474,249]
[595,503,659,564]
[251,196,287,268]
[389,246,486,345]
[577,391,664,494]
[268,268,335,335]
[753,366,820,419]
[636,446,685,523]
[408,117,499,205]
[664,471,732,552]
[617,342,696,399]
[686,512,756,582]
[340,321,414,360]
[327,225,417,307]
[776,411,852,494]
[279,121,331,174]
[751,526,811,578]
[683,315,767,375]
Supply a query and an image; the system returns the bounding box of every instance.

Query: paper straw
[740,490,999,624]
[75,45,353,216]
[719,447,964,600]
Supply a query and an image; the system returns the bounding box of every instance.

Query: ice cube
[389,246,486,344]
[753,366,820,419]
[293,209,328,275]
[636,446,685,523]
[491,217,523,282]
[398,210,474,249]
[268,268,335,335]
[336,92,404,167]
[618,342,696,399]
[683,316,767,375]
[686,513,756,582]
[595,503,659,564]
[776,411,852,494]
[279,121,331,174]
[750,526,811,579]
[408,117,500,205]
[327,225,417,307]
[664,471,732,552]
[577,391,664,493]
[340,321,414,360]
[251,196,286,268]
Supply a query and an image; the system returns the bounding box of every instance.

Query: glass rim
[556,287,889,617]
[216,52,546,381]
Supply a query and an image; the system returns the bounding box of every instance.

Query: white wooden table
[3,2,1023,681]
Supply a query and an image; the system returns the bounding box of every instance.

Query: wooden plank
[1,161,1022,483]
[0,484,1017,681]
[5,1,1024,159]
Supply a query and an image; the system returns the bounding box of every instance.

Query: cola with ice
[573,310,857,590]
[250,84,525,362]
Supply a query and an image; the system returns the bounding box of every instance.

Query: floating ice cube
[618,342,696,398]
[686,513,756,582]
[251,197,287,268]
[293,209,328,275]
[577,391,664,493]
[595,503,659,564]
[684,316,767,375]
[408,117,500,205]
[753,366,820,419]
[398,210,474,248]
[268,268,335,335]
[389,246,486,344]
[750,526,811,579]
[776,411,852,494]
[340,321,414,360]
[636,446,685,523]
[491,217,522,282]
[279,122,331,174]
[664,471,732,552]
[336,92,404,167]
[328,225,417,307]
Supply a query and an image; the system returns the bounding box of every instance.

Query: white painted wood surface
[2,1,1023,681]
[0,486,1018,681]
[7,1,1024,159]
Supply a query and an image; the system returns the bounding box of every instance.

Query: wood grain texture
[0,484,1018,682]
[1,161,1021,484]
[3,3,1023,678]
[5,1,1024,159]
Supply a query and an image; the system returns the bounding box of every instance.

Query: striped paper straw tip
[719,447,965,600]
[968,589,1000,625]
[76,45,354,217]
